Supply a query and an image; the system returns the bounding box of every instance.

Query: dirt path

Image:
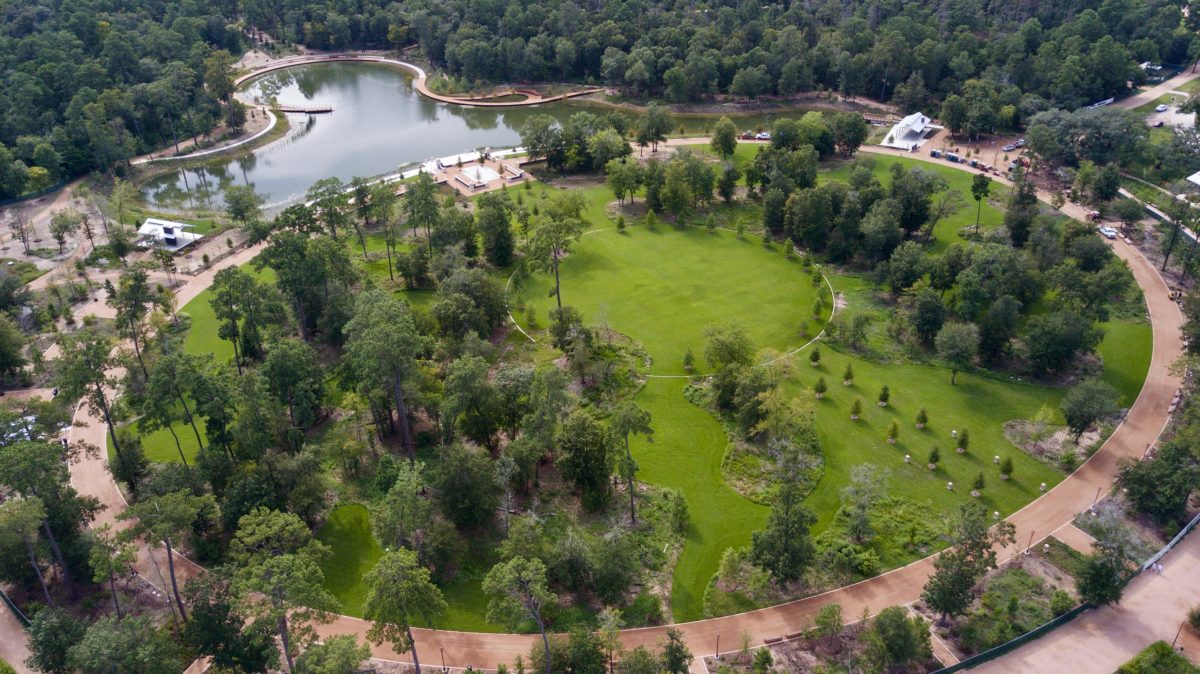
[52,140,1186,670]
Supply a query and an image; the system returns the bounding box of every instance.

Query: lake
[139,62,581,212]
[138,61,806,213]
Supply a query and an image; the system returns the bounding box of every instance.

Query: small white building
[137,218,203,252]
[881,112,936,150]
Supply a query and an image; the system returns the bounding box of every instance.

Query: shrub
[878,385,890,406]
[850,399,863,420]
[887,420,899,444]
[617,215,626,232]
[810,347,821,366]
[973,473,985,492]
[1050,590,1076,616]
[1000,456,1014,479]
[957,428,970,452]
[927,447,941,468]
[916,408,928,428]
[814,377,828,398]
[683,348,695,372]
[843,362,854,385]
[1189,605,1200,633]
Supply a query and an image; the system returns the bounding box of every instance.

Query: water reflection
[139,61,807,214]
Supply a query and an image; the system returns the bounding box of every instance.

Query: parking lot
[1144,94,1195,129]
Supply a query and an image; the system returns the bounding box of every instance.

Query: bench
[455,174,484,190]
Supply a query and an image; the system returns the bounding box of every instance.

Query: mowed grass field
[513,225,831,375]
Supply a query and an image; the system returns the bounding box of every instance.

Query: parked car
[1015,138,1027,148]
[739,131,754,140]
[1098,226,1119,239]
[1002,143,1016,152]
[1155,104,1170,113]
[930,149,943,158]
[755,132,771,141]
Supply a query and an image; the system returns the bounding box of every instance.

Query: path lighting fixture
[1039,482,1047,492]
[947,481,954,490]
[904,454,911,463]
[993,511,1000,520]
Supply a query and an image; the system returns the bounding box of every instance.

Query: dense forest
[0,0,244,196]
[3,0,1199,196]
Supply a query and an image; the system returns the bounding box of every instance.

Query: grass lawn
[1179,78,1200,96]
[631,378,768,622]
[780,348,1065,533]
[316,503,382,617]
[1132,91,1189,114]
[1098,320,1153,407]
[316,502,504,631]
[513,225,829,375]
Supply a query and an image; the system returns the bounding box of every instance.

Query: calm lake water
[139,61,804,213]
[139,62,583,212]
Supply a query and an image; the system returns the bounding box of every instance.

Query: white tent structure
[881,112,937,150]
[137,218,202,252]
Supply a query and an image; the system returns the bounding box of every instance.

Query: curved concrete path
[130,109,278,165]
[51,140,1184,671]
[232,52,603,108]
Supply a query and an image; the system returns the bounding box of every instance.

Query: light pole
[441,647,448,673]
[714,633,721,661]
[1024,530,1035,555]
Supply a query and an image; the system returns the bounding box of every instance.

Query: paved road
[49,140,1186,670]
[1117,63,1200,110]
[0,600,32,673]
